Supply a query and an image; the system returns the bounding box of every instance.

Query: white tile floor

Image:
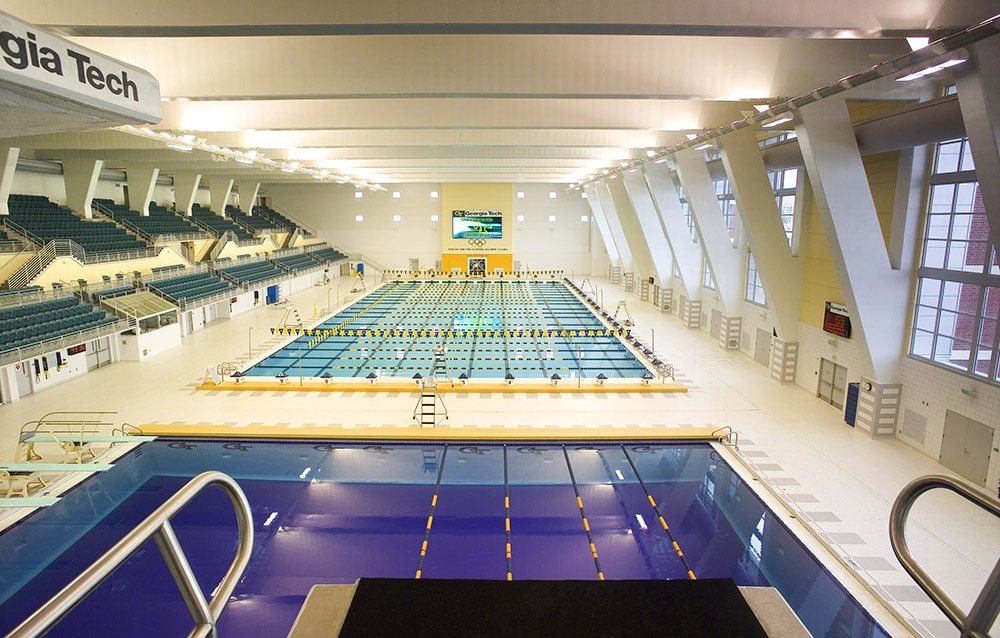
[2,275,998,637]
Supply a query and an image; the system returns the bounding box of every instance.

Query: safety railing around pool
[7,471,254,638]
[889,475,1000,638]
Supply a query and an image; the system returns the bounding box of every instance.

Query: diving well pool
[0,440,889,637]
[245,280,652,380]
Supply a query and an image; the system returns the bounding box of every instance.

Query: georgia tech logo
[468,238,487,248]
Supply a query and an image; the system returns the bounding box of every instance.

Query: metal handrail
[7,471,254,638]
[889,474,1000,638]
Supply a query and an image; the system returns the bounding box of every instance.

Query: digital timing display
[452,210,502,240]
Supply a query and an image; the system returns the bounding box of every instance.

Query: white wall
[119,323,182,361]
[510,184,592,274]
[262,181,595,274]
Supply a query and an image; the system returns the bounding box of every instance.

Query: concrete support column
[621,170,674,284]
[62,158,103,219]
[210,177,235,216]
[173,173,202,216]
[236,180,260,211]
[583,184,621,270]
[719,315,742,350]
[0,146,20,216]
[593,182,635,273]
[771,339,799,383]
[643,163,701,299]
[607,178,656,281]
[125,166,159,215]
[718,127,804,342]
[674,149,742,315]
[854,378,902,439]
[680,296,702,329]
[954,37,1000,252]
[795,96,911,383]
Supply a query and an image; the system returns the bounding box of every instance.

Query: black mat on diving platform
[339,577,769,637]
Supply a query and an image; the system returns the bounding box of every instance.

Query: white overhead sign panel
[0,10,162,125]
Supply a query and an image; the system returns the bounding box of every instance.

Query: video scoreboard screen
[452,210,502,240]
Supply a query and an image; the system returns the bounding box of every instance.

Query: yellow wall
[440,183,513,270]
[798,103,903,328]
[441,253,514,273]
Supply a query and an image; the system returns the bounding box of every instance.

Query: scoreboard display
[452,210,502,240]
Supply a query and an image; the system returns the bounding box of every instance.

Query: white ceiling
[1,0,997,186]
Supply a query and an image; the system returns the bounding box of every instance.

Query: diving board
[0,464,114,472]
[23,435,157,444]
[0,497,59,508]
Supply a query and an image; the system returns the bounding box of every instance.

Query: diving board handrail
[889,475,1000,638]
[7,471,254,638]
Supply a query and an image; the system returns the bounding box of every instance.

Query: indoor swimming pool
[0,440,888,637]
[244,280,652,380]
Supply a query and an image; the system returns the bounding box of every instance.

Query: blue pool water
[0,440,889,637]
[245,280,652,380]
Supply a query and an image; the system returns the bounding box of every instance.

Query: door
[409,258,420,272]
[754,328,771,366]
[709,309,722,340]
[15,361,32,396]
[940,411,994,486]
[468,258,486,275]
[818,358,848,409]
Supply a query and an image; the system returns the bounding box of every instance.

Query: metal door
[754,328,771,366]
[830,363,848,409]
[940,410,994,486]
[710,309,722,339]
[818,358,847,407]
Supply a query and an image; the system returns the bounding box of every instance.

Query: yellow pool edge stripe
[134,424,727,441]
[197,380,687,394]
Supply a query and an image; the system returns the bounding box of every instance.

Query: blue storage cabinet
[844,382,860,426]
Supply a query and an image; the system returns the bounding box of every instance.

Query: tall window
[714,177,738,245]
[911,136,999,382]
[675,183,697,239]
[769,167,798,246]
[703,260,716,290]
[745,248,767,306]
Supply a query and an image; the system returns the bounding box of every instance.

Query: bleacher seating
[225,205,281,234]
[251,204,300,233]
[0,230,23,251]
[305,244,349,264]
[189,204,256,242]
[93,285,135,302]
[271,253,320,273]
[147,271,236,304]
[91,199,206,239]
[216,259,284,286]
[0,295,118,353]
[6,194,147,254]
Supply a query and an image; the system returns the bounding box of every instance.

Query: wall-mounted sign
[823,301,851,339]
[0,10,162,124]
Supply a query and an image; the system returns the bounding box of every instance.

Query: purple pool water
[0,440,888,637]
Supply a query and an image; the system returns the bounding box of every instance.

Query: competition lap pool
[245,280,654,381]
[0,440,888,637]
